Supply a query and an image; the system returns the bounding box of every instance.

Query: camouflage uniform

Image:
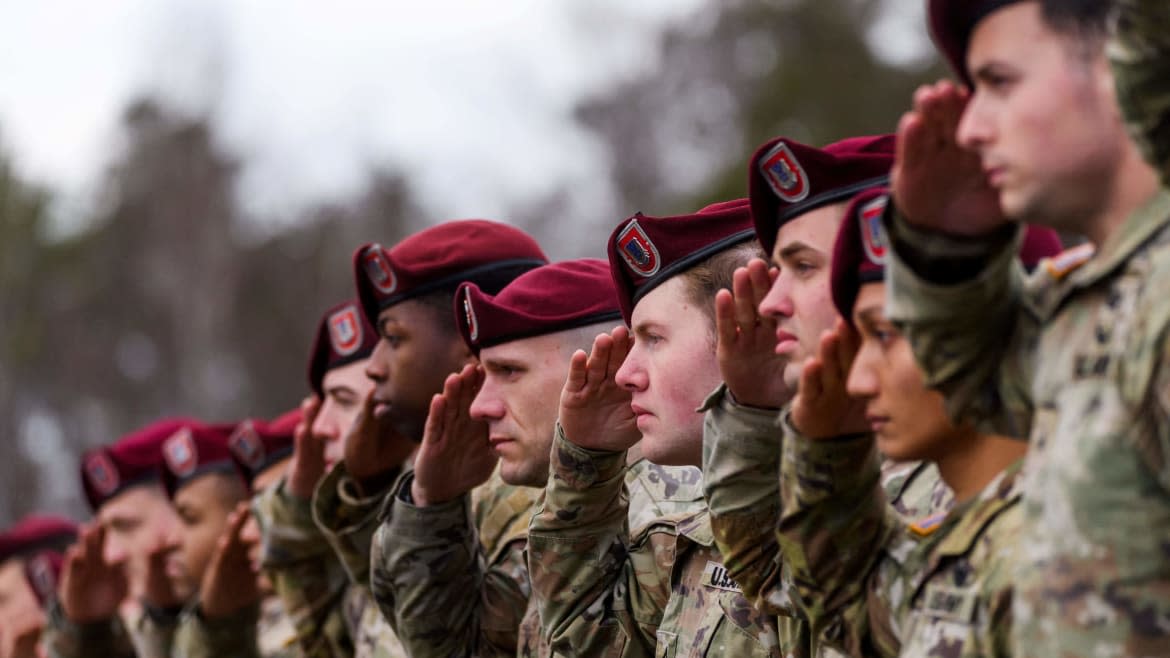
[528,424,780,658]
[885,178,1170,653]
[773,415,1020,657]
[170,602,260,658]
[43,603,138,658]
[1111,0,1170,187]
[698,385,950,658]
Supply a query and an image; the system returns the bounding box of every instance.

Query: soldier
[370,259,705,657]
[1111,0,1170,184]
[528,200,786,657]
[309,220,547,655]
[0,516,77,658]
[46,418,194,658]
[885,0,1170,654]
[251,300,395,658]
[774,189,1061,657]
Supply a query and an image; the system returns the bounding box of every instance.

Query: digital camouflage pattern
[699,384,951,658]
[1111,0,1170,187]
[43,603,137,658]
[528,424,781,658]
[885,183,1170,654]
[170,600,261,658]
[774,417,1019,658]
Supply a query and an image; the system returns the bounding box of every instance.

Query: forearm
[699,385,790,616]
[1110,0,1170,184]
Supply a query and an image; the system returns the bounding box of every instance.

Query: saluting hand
[892,80,1007,236]
[558,326,641,452]
[59,523,127,623]
[287,395,327,500]
[791,319,868,440]
[343,389,417,496]
[142,537,183,609]
[199,503,261,619]
[715,259,795,410]
[0,604,45,658]
[410,364,497,507]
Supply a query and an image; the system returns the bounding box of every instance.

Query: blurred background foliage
[0,0,941,521]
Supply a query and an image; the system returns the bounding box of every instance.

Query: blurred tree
[576,0,944,216]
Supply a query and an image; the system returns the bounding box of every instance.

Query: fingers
[225,504,251,548]
[585,332,614,388]
[833,318,860,381]
[714,289,737,349]
[422,393,446,446]
[798,356,823,403]
[564,349,589,394]
[731,267,758,330]
[608,327,632,378]
[745,259,775,307]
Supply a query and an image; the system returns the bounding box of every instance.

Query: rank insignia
[163,428,198,478]
[1045,243,1094,281]
[462,287,480,343]
[909,511,948,537]
[328,305,362,356]
[859,194,889,264]
[84,451,120,497]
[760,142,810,203]
[229,422,266,471]
[362,246,398,295]
[616,219,661,277]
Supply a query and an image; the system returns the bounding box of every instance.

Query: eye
[382,332,403,348]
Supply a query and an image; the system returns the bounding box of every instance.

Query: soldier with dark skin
[0,516,77,658]
[885,0,1170,654]
[370,259,705,658]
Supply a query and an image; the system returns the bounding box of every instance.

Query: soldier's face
[759,203,846,390]
[616,278,721,467]
[470,333,572,488]
[165,473,246,600]
[847,284,957,461]
[958,2,1125,231]
[98,484,180,601]
[0,559,44,641]
[313,358,374,467]
[367,300,474,440]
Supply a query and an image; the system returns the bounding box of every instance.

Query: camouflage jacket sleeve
[255,480,354,658]
[171,602,261,658]
[369,469,535,658]
[884,209,1033,438]
[1110,0,1170,184]
[527,423,676,657]
[774,414,900,657]
[698,384,793,617]
[132,606,181,658]
[42,604,137,658]
[312,462,400,586]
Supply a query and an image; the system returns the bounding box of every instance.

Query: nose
[310,401,339,442]
[845,340,880,399]
[758,272,793,320]
[365,341,390,383]
[956,93,991,152]
[614,346,647,393]
[469,382,505,422]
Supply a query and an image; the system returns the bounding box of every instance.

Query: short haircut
[1040,0,1112,55]
[678,240,766,333]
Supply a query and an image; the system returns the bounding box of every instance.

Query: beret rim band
[472,309,625,351]
[374,258,548,311]
[628,228,757,311]
[775,175,891,228]
[164,461,244,498]
[86,470,161,513]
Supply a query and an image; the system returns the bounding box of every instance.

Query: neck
[1085,145,1161,246]
[625,442,644,465]
[934,431,1026,503]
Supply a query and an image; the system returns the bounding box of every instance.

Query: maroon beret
[24,550,64,608]
[228,409,300,483]
[160,421,245,498]
[81,418,199,512]
[830,188,1065,322]
[608,199,755,324]
[929,0,1024,88]
[0,516,77,564]
[307,300,378,397]
[353,219,548,327]
[748,135,895,256]
[455,259,623,352]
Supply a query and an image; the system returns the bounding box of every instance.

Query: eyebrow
[777,241,821,260]
[482,357,528,371]
[856,306,887,325]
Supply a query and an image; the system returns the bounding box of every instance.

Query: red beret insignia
[163,428,198,478]
[361,246,397,295]
[328,306,363,357]
[760,142,810,203]
[228,422,266,471]
[462,287,480,343]
[859,195,889,265]
[83,452,120,498]
[615,220,661,277]
[26,553,57,603]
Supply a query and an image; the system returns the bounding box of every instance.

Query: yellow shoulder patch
[908,511,948,538]
[1043,243,1095,280]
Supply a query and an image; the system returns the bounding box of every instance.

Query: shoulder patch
[908,511,948,538]
[361,246,398,295]
[616,219,662,277]
[759,142,810,203]
[859,195,889,264]
[1043,243,1094,280]
[84,451,120,497]
[462,287,480,343]
[702,560,742,592]
[163,427,198,478]
[328,305,363,356]
[229,421,266,471]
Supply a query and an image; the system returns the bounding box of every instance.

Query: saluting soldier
[884,0,1170,654]
[46,419,194,658]
[1110,0,1170,186]
[0,516,77,658]
[370,258,705,657]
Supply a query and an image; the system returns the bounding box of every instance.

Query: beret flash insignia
[84,451,120,497]
[362,247,398,295]
[163,428,198,478]
[760,142,810,203]
[616,219,661,277]
[859,195,889,265]
[229,422,266,471]
[328,305,362,356]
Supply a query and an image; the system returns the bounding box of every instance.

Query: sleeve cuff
[551,422,628,489]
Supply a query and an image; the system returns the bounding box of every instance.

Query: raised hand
[59,523,127,623]
[287,395,327,500]
[0,603,45,658]
[891,80,1007,236]
[410,365,497,507]
[142,537,183,609]
[715,260,795,409]
[199,503,261,619]
[343,389,417,495]
[790,319,868,440]
[558,326,640,452]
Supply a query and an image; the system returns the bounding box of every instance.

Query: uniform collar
[1066,189,1170,291]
